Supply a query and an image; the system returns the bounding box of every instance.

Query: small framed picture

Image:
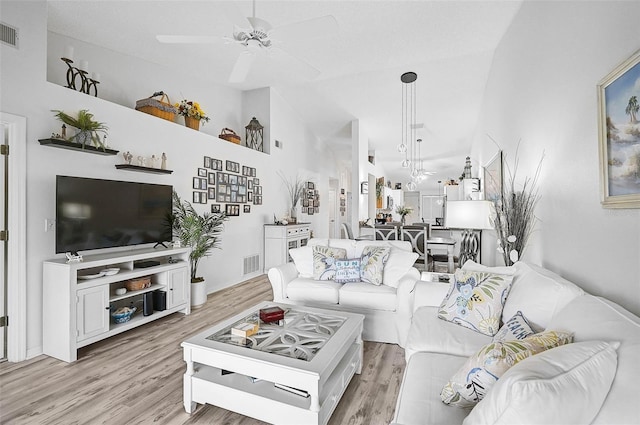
[192,177,200,189]
[201,192,208,204]
[193,191,200,203]
[200,178,207,190]
[251,168,256,177]
[198,168,207,177]
[248,180,253,190]
[226,204,240,216]
[208,188,216,199]
[244,205,251,213]
[211,204,221,213]
[204,157,211,168]
[255,186,262,195]
[208,173,216,185]
[226,160,233,172]
[230,175,238,185]
[307,181,315,190]
[253,178,260,185]
[248,191,253,202]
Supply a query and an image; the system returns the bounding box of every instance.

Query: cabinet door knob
[105,306,110,310]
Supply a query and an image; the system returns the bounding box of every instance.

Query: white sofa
[392,261,640,425]
[267,238,420,347]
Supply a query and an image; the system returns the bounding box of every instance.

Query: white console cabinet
[264,224,311,272]
[43,246,191,362]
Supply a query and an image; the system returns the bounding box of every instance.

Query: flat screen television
[56,175,173,254]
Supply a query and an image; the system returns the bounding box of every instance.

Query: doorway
[0,112,27,362]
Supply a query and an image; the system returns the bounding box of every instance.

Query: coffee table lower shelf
[185,343,361,425]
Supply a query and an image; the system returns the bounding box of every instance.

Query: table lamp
[445,200,494,266]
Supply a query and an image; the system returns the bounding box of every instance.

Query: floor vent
[243,254,260,275]
[0,22,18,48]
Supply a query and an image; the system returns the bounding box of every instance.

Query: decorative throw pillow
[463,340,619,425]
[360,246,391,285]
[440,330,573,408]
[312,245,347,281]
[493,311,535,342]
[334,259,362,283]
[438,269,514,336]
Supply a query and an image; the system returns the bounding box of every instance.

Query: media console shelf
[43,246,190,362]
[38,138,119,156]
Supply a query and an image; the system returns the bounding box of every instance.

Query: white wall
[471,1,640,315]
[1,1,339,358]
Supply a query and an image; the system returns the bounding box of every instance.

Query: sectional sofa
[392,261,640,425]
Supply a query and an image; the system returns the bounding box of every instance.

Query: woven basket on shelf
[219,128,241,144]
[124,276,152,291]
[135,91,177,122]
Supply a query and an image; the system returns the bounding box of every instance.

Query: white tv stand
[43,246,191,362]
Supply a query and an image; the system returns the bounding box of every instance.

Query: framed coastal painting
[597,49,640,208]
[483,150,503,203]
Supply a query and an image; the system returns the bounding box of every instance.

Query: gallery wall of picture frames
[192,155,262,217]
[301,181,320,215]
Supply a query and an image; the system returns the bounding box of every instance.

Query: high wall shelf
[38,138,119,156]
[115,164,173,174]
[42,246,191,362]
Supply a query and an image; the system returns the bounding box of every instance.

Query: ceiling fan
[156,1,338,83]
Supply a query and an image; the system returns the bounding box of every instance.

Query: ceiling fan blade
[156,35,222,44]
[228,52,256,83]
[218,2,253,30]
[270,15,338,43]
[272,46,321,81]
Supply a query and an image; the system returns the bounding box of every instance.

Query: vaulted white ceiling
[47,0,522,189]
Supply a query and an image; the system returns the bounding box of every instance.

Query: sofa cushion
[312,245,347,281]
[502,262,584,331]
[438,269,514,336]
[463,340,619,425]
[383,249,419,289]
[327,239,357,258]
[360,246,390,285]
[405,306,493,360]
[339,281,396,311]
[289,246,313,278]
[334,259,361,283]
[286,277,341,304]
[353,239,413,256]
[392,352,471,425]
[441,330,573,408]
[546,295,640,425]
[462,260,516,276]
[492,311,535,342]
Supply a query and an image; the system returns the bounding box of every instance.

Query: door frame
[1,112,27,362]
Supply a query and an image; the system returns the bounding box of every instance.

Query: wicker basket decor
[124,276,152,291]
[135,91,177,122]
[219,128,241,144]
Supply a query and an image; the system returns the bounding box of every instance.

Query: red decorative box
[260,306,285,323]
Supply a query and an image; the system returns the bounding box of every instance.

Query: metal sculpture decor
[60,50,100,97]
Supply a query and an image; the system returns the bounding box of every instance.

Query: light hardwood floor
[0,275,406,425]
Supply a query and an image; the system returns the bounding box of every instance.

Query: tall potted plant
[169,191,227,307]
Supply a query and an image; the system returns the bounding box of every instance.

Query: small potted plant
[52,109,108,149]
[169,191,227,307]
[175,99,210,130]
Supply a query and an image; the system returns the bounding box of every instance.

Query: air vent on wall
[0,22,19,48]
[275,140,283,149]
[243,254,260,275]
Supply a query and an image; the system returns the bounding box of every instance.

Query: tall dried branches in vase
[278,172,307,219]
[490,141,544,266]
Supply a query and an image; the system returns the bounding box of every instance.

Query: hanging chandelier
[398,71,433,191]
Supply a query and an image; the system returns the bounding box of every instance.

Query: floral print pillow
[312,245,347,281]
[360,246,391,285]
[441,330,574,407]
[438,269,514,336]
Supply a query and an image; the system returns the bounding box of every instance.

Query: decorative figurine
[61,124,67,139]
[150,154,158,168]
[161,152,167,170]
[137,156,144,166]
[123,151,133,164]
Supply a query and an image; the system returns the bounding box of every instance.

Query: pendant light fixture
[398,71,417,190]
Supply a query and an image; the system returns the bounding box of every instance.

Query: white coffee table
[182,301,364,425]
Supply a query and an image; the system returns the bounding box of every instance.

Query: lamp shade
[445,200,493,230]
